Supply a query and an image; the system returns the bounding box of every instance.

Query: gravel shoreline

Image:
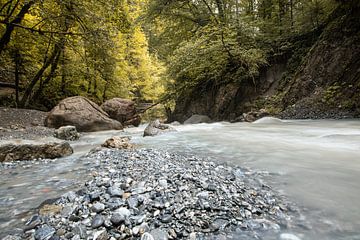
[3,148,301,240]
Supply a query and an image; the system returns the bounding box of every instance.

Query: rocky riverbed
[2,148,302,240]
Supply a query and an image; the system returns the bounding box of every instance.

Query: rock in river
[102,136,133,149]
[54,125,80,141]
[0,142,73,162]
[143,119,175,137]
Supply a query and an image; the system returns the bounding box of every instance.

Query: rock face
[280,3,360,119]
[101,98,141,127]
[54,126,80,141]
[45,96,123,132]
[102,136,134,149]
[0,142,73,162]
[169,3,360,121]
[184,114,212,124]
[143,120,175,137]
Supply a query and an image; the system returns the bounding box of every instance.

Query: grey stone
[91,215,105,228]
[91,202,105,213]
[54,126,80,141]
[34,225,55,240]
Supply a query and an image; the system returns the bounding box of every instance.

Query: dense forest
[0,0,359,120]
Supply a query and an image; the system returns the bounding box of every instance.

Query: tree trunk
[19,44,61,107]
[14,49,21,106]
[31,50,61,102]
[290,0,294,27]
[61,46,66,94]
[0,0,35,55]
[215,0,225,23]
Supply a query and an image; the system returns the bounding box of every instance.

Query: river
[1,119,360,239]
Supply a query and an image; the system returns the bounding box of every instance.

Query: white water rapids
[1,119,360,239]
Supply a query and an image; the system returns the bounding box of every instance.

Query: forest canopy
[0,0,344,110]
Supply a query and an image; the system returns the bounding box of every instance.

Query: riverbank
[2,148,301,240]
[0,107,54,141]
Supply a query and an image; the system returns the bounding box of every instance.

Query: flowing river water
[1,119,360,239]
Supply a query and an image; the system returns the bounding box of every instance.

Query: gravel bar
[3,148,301,240]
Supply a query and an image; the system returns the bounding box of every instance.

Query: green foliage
[168,24,266,92]
[0,0,166,109]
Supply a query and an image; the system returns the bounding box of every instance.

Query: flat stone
[34,225,55,240]
[91,202,105,213]
[150,229,168,240]
[91,215,105,228]
[110,213,125,226]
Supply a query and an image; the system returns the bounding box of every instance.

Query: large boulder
[143,120,175,137]
[184,114,212,124]
[101,98,141,127]
[54,126,80,141]
[45,96,123,132]
[0,142,73,162]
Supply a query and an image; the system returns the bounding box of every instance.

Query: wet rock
[110,213,125,226]
[184,114,212,124]
[161,214,172,223]
[127,196,139,209]
[34,225,55,240]
[39,204,63,216]
[143,120,176,137]
[107,187,123,197]
[116,207,131,218]
[54,126,80,141]
[91,202,105,213]
[91,215,105,228]
[0,142,73,162]
[72,225,87,239]
[102,136,134,149]
[150,229,168,240]
[93,230,108,240]
[25,215,42,230]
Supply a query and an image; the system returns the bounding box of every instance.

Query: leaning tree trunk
[0,1,35,55]
[19,44,61,107]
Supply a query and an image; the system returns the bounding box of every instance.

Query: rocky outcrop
[169,4,360,121]
[102,136,134,149]
[101,98,141,127]
[45,96,123,132]
[280,3,360,118]
[184,115,212,124]
[54,126,80,141]
[143,120,175,137]
[0,142,73,162]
